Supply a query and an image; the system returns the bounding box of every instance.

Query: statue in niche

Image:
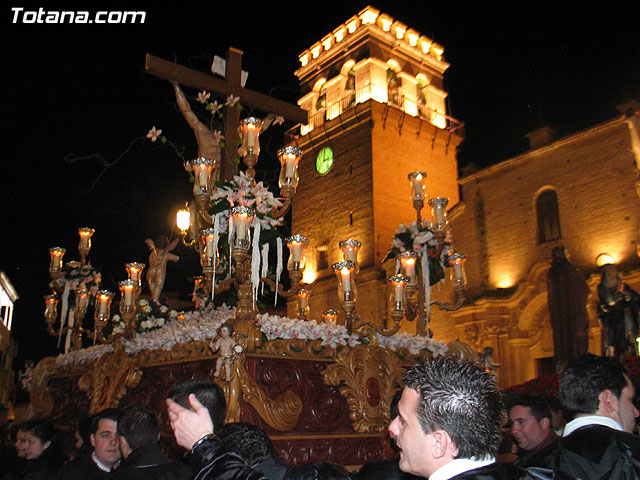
[481,347,500,377]
[597,263,640,359]
[145,235,179,305]
[546,246,590,372]
[209,323,238,381]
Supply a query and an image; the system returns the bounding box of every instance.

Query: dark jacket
[523,424,640,480]
[353,458,421,480]
[255,458,351,480]
[191,436,267,480]
[513,433,559,468]
[447,462,531,479]
[55,454,116,480]
[117,444,190,480]
[2,448,65,480]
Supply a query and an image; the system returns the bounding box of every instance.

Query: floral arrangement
[54,344,114,369]
[53,304,450,366]
[135,300,179,333]
[50,262,102,299]
[121,303,235,355]
[376,331,449,357]
[209,170,283,230]
[384,221,450,285]
[256,313,360,349]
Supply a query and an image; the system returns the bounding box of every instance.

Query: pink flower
[197,91,211,104]
[225,95,240,107]
[146,126,162,142]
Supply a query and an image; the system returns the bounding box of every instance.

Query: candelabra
[398,172,467,335]
[44,229,147,351]
[326,172,468,337]
[175,116,305,325]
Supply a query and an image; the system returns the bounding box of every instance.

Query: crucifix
[145,47,307,181]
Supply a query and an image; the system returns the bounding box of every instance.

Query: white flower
[159,305,168,313]
[197,91,211,104]
[139,299,149,306]
[146,126,162,142]
[225,95,240,107]
[273,115,284,125]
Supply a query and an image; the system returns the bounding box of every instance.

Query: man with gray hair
[388,357,528,479]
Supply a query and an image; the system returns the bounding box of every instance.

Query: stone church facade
[286,6,640,388]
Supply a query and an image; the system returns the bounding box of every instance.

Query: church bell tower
[288,6,464,333]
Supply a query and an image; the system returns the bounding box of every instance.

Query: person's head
[219,323,233,337]
[15,419,56,460]
[74,416,92,450]
[388,357,501,478]
[218,422,277,467]
[168,380,227,432]
[559,354,639,433]
[117,404,159,459]
[544,396,566,432]
[90,408,121,468]
[508,395,553,451]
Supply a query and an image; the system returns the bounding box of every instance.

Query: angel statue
[209,323,241,381]
[145,235,179,305]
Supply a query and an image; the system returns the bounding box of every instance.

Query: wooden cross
[145,47,307,180]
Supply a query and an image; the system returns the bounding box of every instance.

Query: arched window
[536,190,561,244]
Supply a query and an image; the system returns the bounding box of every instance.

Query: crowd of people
[0,354,638,479]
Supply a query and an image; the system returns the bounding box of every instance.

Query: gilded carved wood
[78,350,143,414]
[322,345,404,433]
[24,357,57,420]
[227,351,303,431]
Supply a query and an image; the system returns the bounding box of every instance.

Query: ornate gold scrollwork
[24,357,57,420]
[225,352,303,431]
[322,344,404,433]
[78,350,143,414]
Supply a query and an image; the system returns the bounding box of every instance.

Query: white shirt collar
[429,457,495,480]
[562,415,623,437]
[92,451,117,472]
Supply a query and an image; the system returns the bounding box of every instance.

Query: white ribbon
[251,222,261,310]
[58,281,72,348]
[275,237,283,306]
[422,250,431,320]
[261,243,269,296]
[212,213,221,301]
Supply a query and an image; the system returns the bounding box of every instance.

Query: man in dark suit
[527,354,640,479]
[388,357,529,479]
[117,403,190,479]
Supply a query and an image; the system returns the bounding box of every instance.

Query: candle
[78,228,94,250]
[49,247,66,272]
[429,197,449,227]
[277,147,303,192]
[389,275,409,310]
[408,172,427,201]
[240,118,262,156]
[399,251,418,285]
[125,263,145,286]
[192,158,213,194]
[231,206,255,249]
[286,234,308,271]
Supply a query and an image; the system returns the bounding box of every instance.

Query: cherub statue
[481,347,501,376]
[209,323,237,380]
[145,235,179,305]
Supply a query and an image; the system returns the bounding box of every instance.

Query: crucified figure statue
[171,81,222,170]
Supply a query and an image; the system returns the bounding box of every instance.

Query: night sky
[4,2,639,378]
